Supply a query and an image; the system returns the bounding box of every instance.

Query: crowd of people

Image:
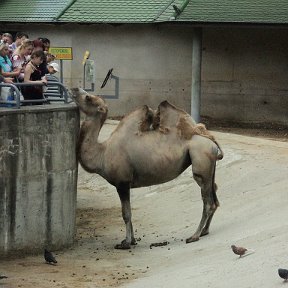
[0,31,60,104]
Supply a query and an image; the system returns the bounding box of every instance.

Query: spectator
[9,32,29,53]
[38,37,50,52]
[22,50,47,102]
[11,39,34,81]
[47,62,59,75]
[37,37,55,64]
[2,33,13,45]
[44,62,60,98]
[0,41,21,79]
[46,53,56,63]
[32,39,48,76]
[33,39,45,52]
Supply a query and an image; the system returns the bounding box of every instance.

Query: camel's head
[70,87,108,119]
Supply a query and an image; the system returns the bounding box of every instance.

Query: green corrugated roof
[0,0,71,22]
[178,0,288,24]
[58,0,181,23]
[0,0,288,24]
[0,0,181,23]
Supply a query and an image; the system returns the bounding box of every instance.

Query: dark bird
[278,268,288,281]
[172,5,181,16]
[0,275,8,280]
[231,245,254,258]
[44,249,57,264]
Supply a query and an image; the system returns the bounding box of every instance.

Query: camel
[70,87,223,249]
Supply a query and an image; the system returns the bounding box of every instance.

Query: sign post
[48,47,73,83]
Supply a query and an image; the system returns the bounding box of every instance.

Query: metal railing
[0,82,71,109]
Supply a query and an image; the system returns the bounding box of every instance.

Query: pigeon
[0,275,8,280]
[44,249,57,264]
[231,245,255,258]
[278,268,288,281]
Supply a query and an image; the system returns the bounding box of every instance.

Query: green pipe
[54,0,77,21]
[180,0,190,12]
[173,0,190,19]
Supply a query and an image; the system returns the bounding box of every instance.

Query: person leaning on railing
[0,41,21,79]
[21,50,47,103]
[11,39,34,82]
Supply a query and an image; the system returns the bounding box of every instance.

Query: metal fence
[0,82,71,108]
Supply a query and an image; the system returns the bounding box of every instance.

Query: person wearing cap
[47,62,59,74]
[44,62,60,99]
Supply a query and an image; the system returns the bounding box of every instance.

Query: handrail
[0,83,22,108]
[0,81,70,108]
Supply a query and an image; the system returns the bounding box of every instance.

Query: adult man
[9,32,29,53]
[2,33,13,45]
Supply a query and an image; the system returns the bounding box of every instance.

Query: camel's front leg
[115,183,136,249]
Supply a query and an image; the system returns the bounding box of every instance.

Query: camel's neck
[77,116,106,174]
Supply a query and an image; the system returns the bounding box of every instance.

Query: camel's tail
[212,150,220,207]
[214,140,224,160]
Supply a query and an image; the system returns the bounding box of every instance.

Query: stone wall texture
[0,104,80,257]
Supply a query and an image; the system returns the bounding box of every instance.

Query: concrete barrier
[0,104,79,257]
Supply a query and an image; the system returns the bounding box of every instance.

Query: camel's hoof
[114,240,131,250]
[131,238,137,245]
[186,236,200,243]
[200,230,209,237]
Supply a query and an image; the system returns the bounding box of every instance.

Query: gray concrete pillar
[0,104,79,257]
[191,27,202,123]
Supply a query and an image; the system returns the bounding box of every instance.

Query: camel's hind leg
[186,144,219,243]
[115,183,136,249]
[201,181,219,237]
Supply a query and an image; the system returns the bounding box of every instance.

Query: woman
[0,41,21,78]
[32,39,49,76]
[11,39,33,81]
[22,50,47,102]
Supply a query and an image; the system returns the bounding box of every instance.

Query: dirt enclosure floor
[0,120,288,288]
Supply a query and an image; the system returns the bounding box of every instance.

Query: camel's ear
[85,95,92,102]
[79,88,88,95]
[97,106,106,113]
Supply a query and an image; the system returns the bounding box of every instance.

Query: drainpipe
[191,27,202,123]
[172,0,190,19]
[54,0,77,21]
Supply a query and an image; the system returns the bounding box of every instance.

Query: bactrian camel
[71,87,223,249]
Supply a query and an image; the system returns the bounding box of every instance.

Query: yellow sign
[82,50,90,65]
[49,47,73,60]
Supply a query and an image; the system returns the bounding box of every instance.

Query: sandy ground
[1,120,288,288]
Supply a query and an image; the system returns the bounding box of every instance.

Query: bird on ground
[44,249,57,264]
[278,268,288,281]
[0,275,8,280]
[231,245,255,258]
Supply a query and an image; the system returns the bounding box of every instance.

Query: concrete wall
[2,23,288,126]
[0,104,79,256]
[202,27,288,125]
